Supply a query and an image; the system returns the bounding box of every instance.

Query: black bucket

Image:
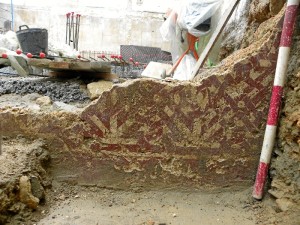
[16,25,48,55]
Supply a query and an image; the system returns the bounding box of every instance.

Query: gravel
[0,66,18,75]
[0,63,146,104]
[0,74,90,103]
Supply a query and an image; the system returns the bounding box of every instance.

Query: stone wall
[0,8,284,190]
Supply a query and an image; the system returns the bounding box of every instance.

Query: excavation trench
[1,6,298,225]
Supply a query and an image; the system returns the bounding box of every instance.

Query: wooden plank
[49,71,118,80]
[69,61,111,73]
[28,58,112,74]
[49,61,70,69]
[191,0,241,79]
[90,61,111,72]
[27,58,52,68]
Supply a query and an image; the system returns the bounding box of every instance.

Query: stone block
[87,80,113,100]
[19,176,39,209]
[36,96,52,106]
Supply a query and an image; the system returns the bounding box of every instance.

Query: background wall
[0,0,238,59]
[1,0,182,53]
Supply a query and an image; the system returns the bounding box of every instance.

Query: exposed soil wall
[268,13,300,216]
[220,0,286,60]
[242,0,286,51]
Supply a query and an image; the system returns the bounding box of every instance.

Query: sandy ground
[37,186,257,225]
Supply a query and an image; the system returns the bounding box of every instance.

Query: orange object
[168,33,199,76]
[187,33,199,61]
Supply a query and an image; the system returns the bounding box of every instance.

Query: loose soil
[38,186,257,225]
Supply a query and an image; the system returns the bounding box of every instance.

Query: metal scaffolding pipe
[11,0,14,30]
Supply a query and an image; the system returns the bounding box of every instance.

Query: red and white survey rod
[253,0,300,200]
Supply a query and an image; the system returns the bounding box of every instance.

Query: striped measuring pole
[253,0,300,200]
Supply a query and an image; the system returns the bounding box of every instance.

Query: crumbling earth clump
[0,137,51,224]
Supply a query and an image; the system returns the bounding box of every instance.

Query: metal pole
[10,0,14,30]
[76,14,81,51]
[75,14,79,50]
[69,12,73,46]
[72,12,75,49]
[66,13,70,44]
[253,0,300,200]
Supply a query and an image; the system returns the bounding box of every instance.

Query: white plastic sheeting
[160,0,222,80]
[178,0,222,37]
[172,53,196,80]
[160,7,188,65]
[48,42,79,58]
[0,31,19,50]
